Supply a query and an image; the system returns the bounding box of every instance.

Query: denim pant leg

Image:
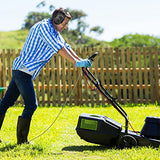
[0,77,20,115]
[12,71,38,119]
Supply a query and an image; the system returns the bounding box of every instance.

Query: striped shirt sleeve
[58,34,71,50]
[39,22,64,53]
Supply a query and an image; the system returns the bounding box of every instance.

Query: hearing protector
[54,10,67,25]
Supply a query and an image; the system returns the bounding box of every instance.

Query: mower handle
[88,52,98,62]
[82,55,129,133]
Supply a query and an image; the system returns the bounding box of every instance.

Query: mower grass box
[76,113,122,146]
[140,116,160,139]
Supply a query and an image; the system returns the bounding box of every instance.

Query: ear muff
[54,11,65,25]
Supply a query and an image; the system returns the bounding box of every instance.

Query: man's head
[51,8,72,32]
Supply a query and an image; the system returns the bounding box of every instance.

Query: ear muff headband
[54,10,66,25]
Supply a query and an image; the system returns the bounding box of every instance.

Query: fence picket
[41,67,45,106]
[94,47,99,105]
[111,48,116,99]
[132,47,138,103]
[99,48,105,105]
[115,48,121,102]
[154,47,159,103]
[121,48,127,103]
[126,48,132,103]
[137,47,143,103]
[149,47,154,102]
[46,62,50,106]
[83,48,89,105]
[67,58,72,105]
[51,57,56,106]
[145,48,149,102]
[105,48,110,92]
[62,57,66,104]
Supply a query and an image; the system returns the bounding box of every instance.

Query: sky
[0,0,160,42]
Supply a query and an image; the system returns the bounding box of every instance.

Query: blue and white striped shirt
[12,19,71,80]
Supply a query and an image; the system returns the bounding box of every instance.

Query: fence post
[121,47,127,103]
[143,47,149,103]
[132,47,138,103]
[154,47,160,103]
[148,47,154,103]
[137,47,143,103]
[99,48,105,105]
[105,48,110,92]
[126,47,132,103]
[51,57,56,106]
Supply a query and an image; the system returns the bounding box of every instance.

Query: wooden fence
[0,47,160,106]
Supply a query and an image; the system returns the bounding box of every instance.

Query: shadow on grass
[0,143,17,152]
[62,145,113,152]
[0,143,44,153]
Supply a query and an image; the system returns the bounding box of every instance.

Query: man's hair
[51,8,72,23]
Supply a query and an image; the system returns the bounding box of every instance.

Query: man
[0,8,92,144]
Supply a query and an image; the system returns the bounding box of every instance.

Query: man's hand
[75,59,92,68]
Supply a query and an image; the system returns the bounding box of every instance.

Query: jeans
[0,70,38,119]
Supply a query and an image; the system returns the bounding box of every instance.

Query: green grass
[0,104,160,159]
[0,30,28,50]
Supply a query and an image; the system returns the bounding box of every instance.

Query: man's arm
[58,46,77,64]
[68,48,81,61]
[58,46,92,68]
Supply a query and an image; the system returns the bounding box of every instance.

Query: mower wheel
[117,135,137,149]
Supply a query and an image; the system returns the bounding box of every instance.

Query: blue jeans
[0,70,38,119]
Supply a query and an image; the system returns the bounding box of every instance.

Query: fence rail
[0,47,160,106]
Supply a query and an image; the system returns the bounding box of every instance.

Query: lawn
[0,104,160,159]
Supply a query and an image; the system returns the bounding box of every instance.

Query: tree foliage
[110,34,160,48]
[66,8,89,35]
[22,12,50,29]
[22,3,104,41]
[67,8,87,20]
[90,26,104,35]
[36,1,46,8]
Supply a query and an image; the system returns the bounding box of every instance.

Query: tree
[90,26,104,35]
[22,1,54,29]
[36,1,55,12]
[66,8,88,34]
[22,1,105,46]
[66,9,87,20]
[110,34,160,48]
[22,12,50,29]
[36,1,45,8]
[63,8,89,45]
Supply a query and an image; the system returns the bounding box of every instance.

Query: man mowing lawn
[0,8,92,144]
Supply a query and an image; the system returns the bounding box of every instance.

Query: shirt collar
[48,18,59,36]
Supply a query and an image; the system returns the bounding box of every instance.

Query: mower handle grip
[88,52,98,62]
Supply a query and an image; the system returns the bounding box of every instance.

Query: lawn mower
[76,52,160,149]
